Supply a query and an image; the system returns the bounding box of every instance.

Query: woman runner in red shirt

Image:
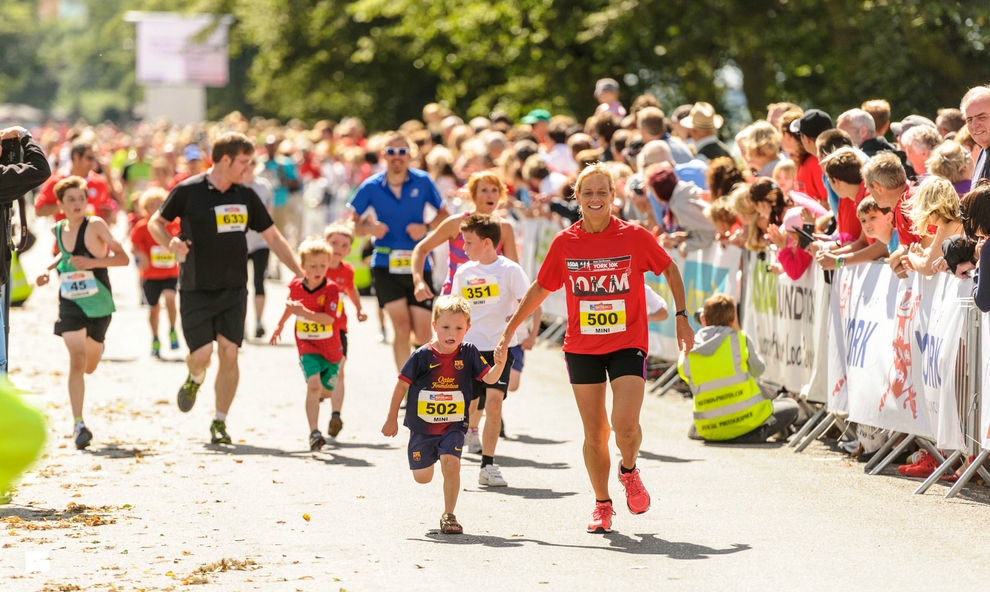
[496,163,694,534]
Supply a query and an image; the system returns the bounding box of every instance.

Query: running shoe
[177,373,204,413]
[309,429,326,451]
[465,429,482,454]
[210,420,232,445]
[73,423,92,450]
[328,416,343,438]
[587,501,615,533]
[169,328,180,350]
[618,468,651,514]
[897,450,939,478]
[479,465,507,487]
[151,337,161,358]
[255,324,265,339]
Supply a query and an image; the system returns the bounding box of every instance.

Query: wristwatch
[675,309,688,319]
[835,256,846,269]
[18,130,31,140]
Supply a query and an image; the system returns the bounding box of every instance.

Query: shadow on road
[197,443,374,467]
[463,454,568,470]
[506,434,569,446]
[462,486,578,500]
[413,531,751,559]
[85,445,154,459]
[638,450,703,463]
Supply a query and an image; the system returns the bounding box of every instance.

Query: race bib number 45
[460,275,500,306]
[295,319,334,340]
[417,389,465,423]
[60,270,98,300]
[215,204,248,233]
[579,299,627,335]
[389,250,413,275]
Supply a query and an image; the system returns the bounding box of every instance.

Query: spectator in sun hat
[681,102,730,161]
[669,104,695,144]
[594,78,627,119]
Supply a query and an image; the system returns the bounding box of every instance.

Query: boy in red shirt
[129,188,180,357]
[270,239,343,450]
[323,224,368,438]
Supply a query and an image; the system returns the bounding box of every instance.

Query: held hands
[675,315,695,353]
[413,279,435,302]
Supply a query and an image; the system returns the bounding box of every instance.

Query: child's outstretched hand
[382,417,398,437]
[36,272,50,287]
[286,299,306,316]
[269,324,284,345]
[356,309,368,322]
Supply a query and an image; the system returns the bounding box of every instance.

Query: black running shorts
[563,348,648,385]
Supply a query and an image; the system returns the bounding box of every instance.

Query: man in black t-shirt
[149,132,303,445]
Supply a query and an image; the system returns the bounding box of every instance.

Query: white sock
[191,371,205,384]
[214,412,227,422]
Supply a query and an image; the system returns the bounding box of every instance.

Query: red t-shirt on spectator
[130,218,181,280]
[796,155,828,205]
[537,217,672,355]
[893,185,922,247]
[835,182,867,244]
[36,171,115,222]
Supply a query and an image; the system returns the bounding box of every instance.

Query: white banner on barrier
[922,276,969,451]
[982,315,990,450]
[646,243,741,361]
[741,250,828,400]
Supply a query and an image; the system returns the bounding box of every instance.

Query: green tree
[0,0,59,108]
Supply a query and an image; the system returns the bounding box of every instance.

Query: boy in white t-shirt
[450,213,530,487]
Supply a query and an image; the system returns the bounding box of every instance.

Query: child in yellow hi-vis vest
[677,293,798,443]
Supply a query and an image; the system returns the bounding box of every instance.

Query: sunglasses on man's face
[384,147,409,156]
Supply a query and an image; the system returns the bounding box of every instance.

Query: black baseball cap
[789,109,833,139]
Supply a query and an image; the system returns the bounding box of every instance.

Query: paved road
[2,234,990,592]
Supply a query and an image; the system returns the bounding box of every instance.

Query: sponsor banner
[925,275,970,450]
[982,315,990,449]
[646,243,742,361]
[741,250,826,398]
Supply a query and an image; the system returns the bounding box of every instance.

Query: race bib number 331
[295,319,334,340]
[417,389,466,423]
[215,204,248,233]
[579,299,626,334]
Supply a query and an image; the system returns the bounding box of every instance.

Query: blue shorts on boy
[399,343,491,469]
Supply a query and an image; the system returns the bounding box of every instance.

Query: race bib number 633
[215,204,248,233]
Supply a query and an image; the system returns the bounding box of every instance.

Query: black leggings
[248,249,269,296]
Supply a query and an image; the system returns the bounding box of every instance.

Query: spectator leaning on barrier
[863,151,925,277]
[905,176,963,276]
[679,293,799,443]
[961,85,990,190]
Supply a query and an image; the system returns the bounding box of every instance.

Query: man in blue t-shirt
[347,132,448,372]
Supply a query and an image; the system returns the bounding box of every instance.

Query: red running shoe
[587,501,615,533]
[618,467,651,514]
[897,450,939,478]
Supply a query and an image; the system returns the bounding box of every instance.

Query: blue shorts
[408,429,464,470]
[509,345,525,372]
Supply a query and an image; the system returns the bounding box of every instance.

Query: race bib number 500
[579,299,627,335]
[417,390,465,423]
[215,204,248,233]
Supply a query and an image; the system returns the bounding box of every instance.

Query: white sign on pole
[130,13,231,87]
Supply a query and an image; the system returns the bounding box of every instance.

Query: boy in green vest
[677,293,798,443]
[36,176,129,450]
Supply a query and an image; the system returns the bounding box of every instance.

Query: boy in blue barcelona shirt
[382,295,507,535]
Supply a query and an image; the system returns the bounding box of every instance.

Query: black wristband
[675,309,688,318]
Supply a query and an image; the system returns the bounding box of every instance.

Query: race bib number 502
[215,204,248,233]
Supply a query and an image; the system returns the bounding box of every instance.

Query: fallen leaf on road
[303,514,311,522]
[234,459,243,464]
[72,494,81,498]
[299,576,314,580]
[276,521,286,524]
[165,571,175,576]
[91,465,101,471]
[182,550,192,556]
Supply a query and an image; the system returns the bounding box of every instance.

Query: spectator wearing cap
[961,85,990,190]
[890,115,937,141]
[521,109,552,149]
[936,108,966,138]
[900,124,943,179]
[836,108,913,175]
[636,107,693,165]
[787,109,831,204]
[594,78,626,119]
[169,144,205,190]
[682,102,731,161]
[646,164,717,254]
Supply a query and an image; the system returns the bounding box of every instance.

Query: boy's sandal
[440,513,463,535]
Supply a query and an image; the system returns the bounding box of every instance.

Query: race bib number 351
[417,389,466,423]
[215,204,248,233]
[389,250,413,275]
[579,299,627,335]
[59,270,98,300]
[460,275,500,306]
